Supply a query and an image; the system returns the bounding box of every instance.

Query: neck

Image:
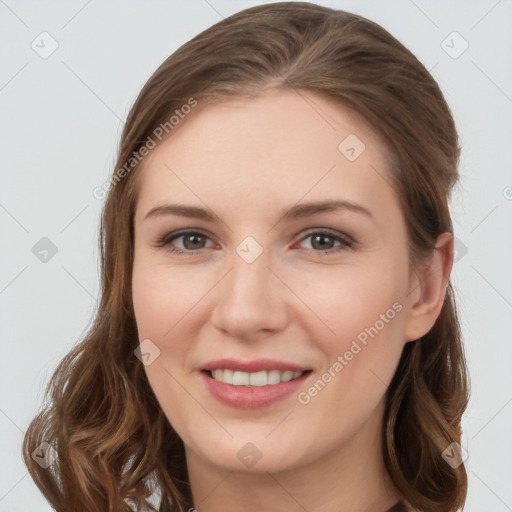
[185,400,404,512]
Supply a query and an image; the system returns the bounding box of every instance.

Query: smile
[199,359,313,409]
[208,369,305,386]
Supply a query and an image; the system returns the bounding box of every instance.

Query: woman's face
[132,89,422,474]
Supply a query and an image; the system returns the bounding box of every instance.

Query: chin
[189,441,304,474]
[180,424,312,473]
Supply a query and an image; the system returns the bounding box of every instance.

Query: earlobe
[403,232,454,342]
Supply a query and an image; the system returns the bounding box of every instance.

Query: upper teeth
[210,369,304,386]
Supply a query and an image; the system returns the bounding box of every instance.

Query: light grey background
[1,1,511,510]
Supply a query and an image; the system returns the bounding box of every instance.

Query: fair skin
[131,89,453,512]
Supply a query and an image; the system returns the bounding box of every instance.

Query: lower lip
[200,371,311,409]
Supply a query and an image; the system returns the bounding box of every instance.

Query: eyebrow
[143,199,374,224]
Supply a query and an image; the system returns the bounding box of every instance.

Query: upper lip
[201,358,311,373]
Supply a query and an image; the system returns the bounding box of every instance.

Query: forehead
[134,89,399,225]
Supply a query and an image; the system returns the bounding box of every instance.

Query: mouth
[199,359,313,409]
[203,368,311,386]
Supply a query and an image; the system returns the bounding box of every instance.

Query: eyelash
[154,228,354,257]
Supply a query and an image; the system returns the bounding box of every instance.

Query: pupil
[185,234,203,249]
[313,235,333,250]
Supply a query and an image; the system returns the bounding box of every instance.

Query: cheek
[131,259,207,436]
[131,257,210,339]
[295,261,407,409]
[297,262,405,348]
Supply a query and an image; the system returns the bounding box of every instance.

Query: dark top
[385,502,410,512]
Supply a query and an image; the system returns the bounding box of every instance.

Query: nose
[209,245,290,341]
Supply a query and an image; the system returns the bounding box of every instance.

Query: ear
[403,232,454,342]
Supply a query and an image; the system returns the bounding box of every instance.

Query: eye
[155,230,214,255]
[295,229,354,256]
[154,228,354,256]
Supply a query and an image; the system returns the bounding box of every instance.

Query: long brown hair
[23,3,470,511]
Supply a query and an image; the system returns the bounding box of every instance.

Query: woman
[23,2,470,511]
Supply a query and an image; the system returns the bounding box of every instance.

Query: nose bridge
[210,235,288,337]
[232,237,271,291]
[226,236,275,307]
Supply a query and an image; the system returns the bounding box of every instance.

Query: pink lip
[201,358,310,373]
[200,372,311,409]
[199,359,313,409]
